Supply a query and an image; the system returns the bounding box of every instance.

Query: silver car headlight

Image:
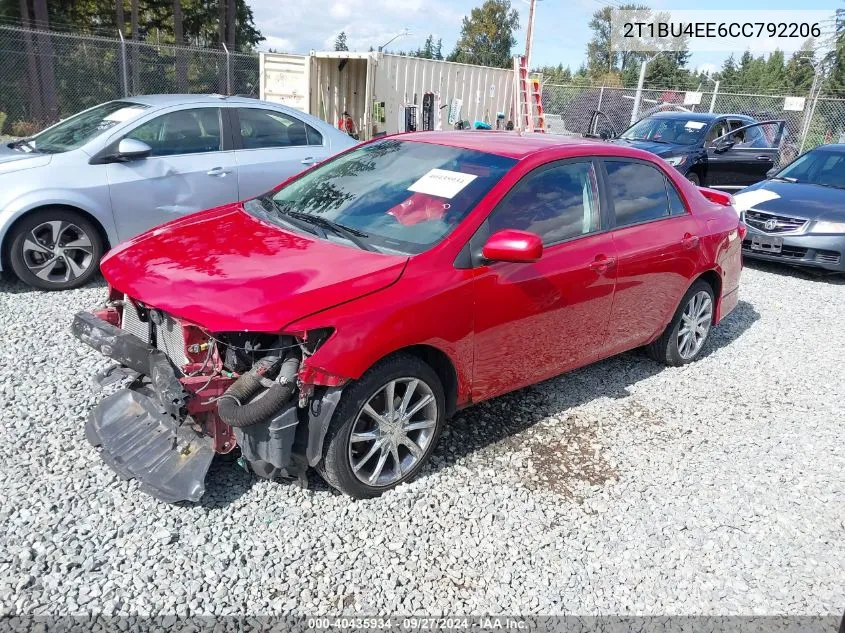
[664,155,687,167]
[811,220,845,234]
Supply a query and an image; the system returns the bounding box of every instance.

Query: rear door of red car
[470,158,618,401]
[599,159,703,356]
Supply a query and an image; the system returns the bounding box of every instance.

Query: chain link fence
[543,82,845,166]
[0,25,259,136]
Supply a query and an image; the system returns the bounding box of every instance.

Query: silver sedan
[0,95,356,289]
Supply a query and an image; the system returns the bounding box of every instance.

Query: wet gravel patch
[0,262,843,617]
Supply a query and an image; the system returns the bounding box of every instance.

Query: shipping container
[259,51,515,141]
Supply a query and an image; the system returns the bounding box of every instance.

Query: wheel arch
[1,204,112,271]
[378,344,459,417]
[692,269,722,322]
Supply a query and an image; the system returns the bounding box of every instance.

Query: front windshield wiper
[624,136,671,144]
[286,210,376,252]
[770,176,797,183]
[9,137,37,152]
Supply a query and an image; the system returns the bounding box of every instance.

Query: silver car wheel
[21,220,95,284]
[348,377,438,487]
[677,290,713,360]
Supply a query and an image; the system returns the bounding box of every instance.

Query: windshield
[246,139,516,254]
[620,117,708,145]
[25,101,149,153]
[773,148,845,188]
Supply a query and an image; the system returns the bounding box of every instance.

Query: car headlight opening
[665,155,687,167]
[811,220,845,234]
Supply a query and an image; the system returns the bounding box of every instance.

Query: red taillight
[738,221,748,241]
[698,186,734,207]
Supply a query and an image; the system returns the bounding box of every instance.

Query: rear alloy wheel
[319,354,445,498]
[646,280,715,366]
[8,209,103,290]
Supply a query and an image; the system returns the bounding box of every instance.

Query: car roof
[397,131,615,159]
[121,94,262,107]
[647,111,755,122]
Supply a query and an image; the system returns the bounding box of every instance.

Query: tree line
[0,0,263,125]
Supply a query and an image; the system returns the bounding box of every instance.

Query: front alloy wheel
[348,378,438,487]
[8,209,103,290]
[319,354,445,498]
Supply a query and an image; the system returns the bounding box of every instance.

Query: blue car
[593,111,785,191]
[733,144,845,274]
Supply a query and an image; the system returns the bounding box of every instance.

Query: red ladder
[512,55,545,133]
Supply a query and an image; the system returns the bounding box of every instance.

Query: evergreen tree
[334,31,349,52]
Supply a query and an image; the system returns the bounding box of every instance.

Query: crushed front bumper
[72,311,214,502]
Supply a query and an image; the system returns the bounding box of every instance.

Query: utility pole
[524,0,537,69]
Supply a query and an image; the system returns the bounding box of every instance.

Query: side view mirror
[114,138,152,161]
[599,130,612,140]
[482,229,543,264]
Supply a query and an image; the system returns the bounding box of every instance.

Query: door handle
[301,157,316,165]
[588,255,617,273]
[206,167,232,176]
[755,155,773,161]
[681,233,700,249]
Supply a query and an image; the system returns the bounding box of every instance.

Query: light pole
[378,28,411,53]
[630,51,664,124]
[524,0,537,69]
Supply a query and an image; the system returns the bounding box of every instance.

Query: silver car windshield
[28,101,150,154]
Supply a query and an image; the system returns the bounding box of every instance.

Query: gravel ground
[0,261,843,617]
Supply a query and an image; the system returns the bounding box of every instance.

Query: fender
[0,188,120,270]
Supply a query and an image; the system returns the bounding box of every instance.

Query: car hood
[734,180,845,221]
[610,138,692,157]
[0,144,52,173]
[101,204,409,332]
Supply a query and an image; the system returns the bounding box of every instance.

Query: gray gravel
[0,262,843,617]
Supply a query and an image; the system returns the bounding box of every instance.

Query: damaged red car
[73,132,745,502]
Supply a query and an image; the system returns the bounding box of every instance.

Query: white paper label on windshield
[104,107,147,122]
[732,188,781,212]
[685,121,706,130]
[408,169,477,199]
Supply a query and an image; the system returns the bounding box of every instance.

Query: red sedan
[73,132,745,501]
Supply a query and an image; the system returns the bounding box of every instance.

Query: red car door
[470,159,618,401]
[599,159,703,357]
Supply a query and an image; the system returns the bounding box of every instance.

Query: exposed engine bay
[71,289,344,502]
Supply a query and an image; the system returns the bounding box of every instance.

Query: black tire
[646,279,715,366]
[318,353,445,499]
[8,208,103,290]
[685,171,701,186]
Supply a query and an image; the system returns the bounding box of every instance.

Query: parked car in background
[72,132,745,502]
[590,111,785,190]
[0,95,356,290]
[734,144,845,273]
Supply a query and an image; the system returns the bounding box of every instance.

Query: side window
[487,161,600,245]
[605,161,670,227]
[705,120,728,146]
[666,179,687,215]
[125,108,221,156]
[237,108,322,149]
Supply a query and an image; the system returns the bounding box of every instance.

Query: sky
[250,0,838,76]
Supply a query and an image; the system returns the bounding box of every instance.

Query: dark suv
[590,111,785,191]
